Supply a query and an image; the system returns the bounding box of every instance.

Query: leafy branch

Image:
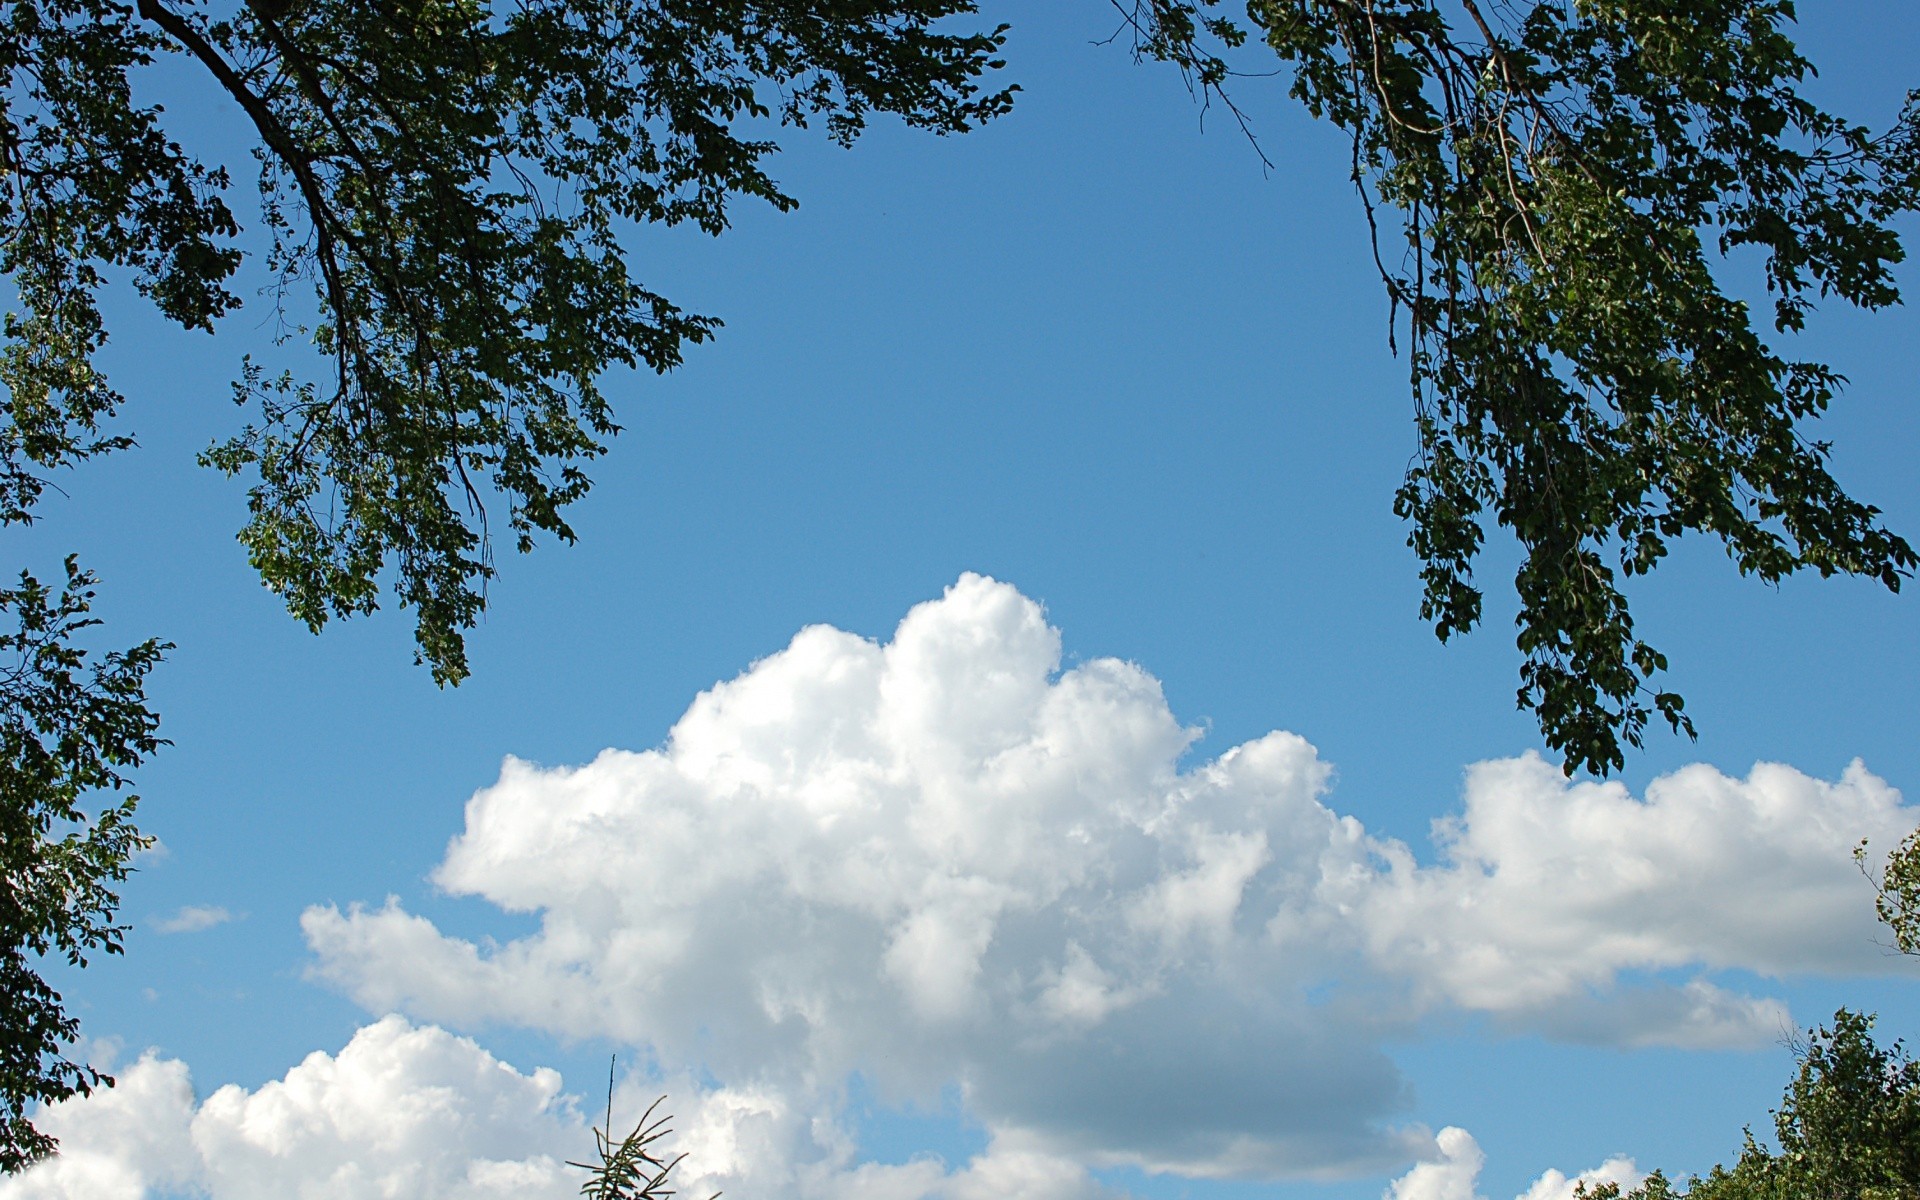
[1117,0,1920,775]
[1859,831,1920,959]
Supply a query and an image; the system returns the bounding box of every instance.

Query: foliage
[4,0,1013,683]
[1116,0,1920,775]
[0,558,164,1173]
[1860,830,1920,958]
[571,1085,712,1200]
[1581,1010,1920,1200]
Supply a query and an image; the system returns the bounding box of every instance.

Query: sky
[4,4,1920,1200]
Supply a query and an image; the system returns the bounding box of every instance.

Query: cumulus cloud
[296,576,1915,1179]
[0,1051,199,1200]
[0,1019,1112,1200]
[1342,754,1912,1021]
[1388,1127,1486,1200]
[0,1018,579,1200]
[1387,1128,1641,1200]
[151,906,236,935]
[191,1016,580,1199]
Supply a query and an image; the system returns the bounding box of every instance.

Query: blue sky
[5,4,1920,1200]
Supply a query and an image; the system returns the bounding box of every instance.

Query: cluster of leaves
[7,0,1013,684]
[1118,0,1920,775]
[0,559,165,1173]
[1582,1010,1920,1200]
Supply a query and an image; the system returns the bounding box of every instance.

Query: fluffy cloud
[0,1051,199,1200]
[191,1016,580,1199]
[0,1018,580,1200]
[1344,755,1909,1023]
[298,576,1916,1178]
[1387,1128,1640,1200]
[0,1018,1110,1200]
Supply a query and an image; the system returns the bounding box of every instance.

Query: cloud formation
[1344,754,1906,1027]
[297,575,1916,1180]
[0,1049,199,1200]
[0,1018,578,1200]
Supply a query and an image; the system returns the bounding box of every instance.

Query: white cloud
[299,575,1917,1180]
[1388,1126,1485,1200]
[151,906,236,935]
[1386,1128,1641,1200]
[0,1019,1118,1200]
[0,1053,199,1200]
[1340,754,1913,1023]
[190,1016,580,1199]
[1517,1156,1645,1200]
[0,1018,580,1200]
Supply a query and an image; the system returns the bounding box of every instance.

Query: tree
[0,0,1011,1169]
[0,560,164,1172]
[1118,0,1920,775]
[1581,1010,1920,1200]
